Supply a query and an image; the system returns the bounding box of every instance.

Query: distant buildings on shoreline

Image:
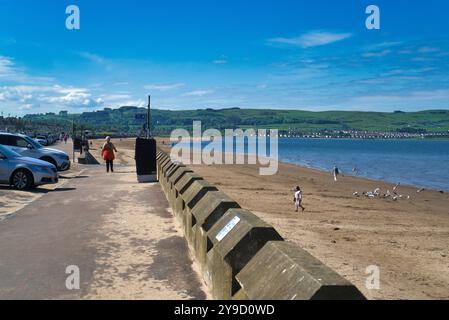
[279,130,449,140]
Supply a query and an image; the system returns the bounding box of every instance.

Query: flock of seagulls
[353,183,413,201]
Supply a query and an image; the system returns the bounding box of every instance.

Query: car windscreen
[0,145,22,158]
[23,136,43,149]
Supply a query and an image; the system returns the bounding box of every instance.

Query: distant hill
[22,107,449,136]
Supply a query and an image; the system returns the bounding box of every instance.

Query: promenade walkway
[0,143,206,299]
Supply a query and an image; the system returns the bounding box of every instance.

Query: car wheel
[11,169,33,190]
[41,157,57,168]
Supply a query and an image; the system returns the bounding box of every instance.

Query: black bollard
[135,137,157,183]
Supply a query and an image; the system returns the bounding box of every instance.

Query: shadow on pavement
[32,187,77,194]
[0,186,77,194]
[59,175,90,180]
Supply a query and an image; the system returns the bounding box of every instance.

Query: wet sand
[92,138,449,300]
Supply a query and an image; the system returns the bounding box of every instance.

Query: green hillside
[21,107,449,136]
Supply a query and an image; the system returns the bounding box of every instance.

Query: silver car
[0,133,70,171]
[35,136,49,146]
[0,145,59,190]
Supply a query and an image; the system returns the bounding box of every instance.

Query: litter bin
[135,137,157,182]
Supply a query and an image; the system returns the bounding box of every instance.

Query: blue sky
[1,0,449,115]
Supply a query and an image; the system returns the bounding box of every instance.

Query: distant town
[279,130,449,139]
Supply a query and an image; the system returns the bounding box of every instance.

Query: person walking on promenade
[294,186,305,212]
[64,133,69,144]
[102,136,118,173]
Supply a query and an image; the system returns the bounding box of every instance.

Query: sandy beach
[91,138,449,300]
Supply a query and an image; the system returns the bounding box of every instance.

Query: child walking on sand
[102,136,118,173]
[294,186,305,212]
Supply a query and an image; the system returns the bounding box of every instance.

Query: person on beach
[332,165,340,182]
[294,186,305,212]
[102,136,118,173]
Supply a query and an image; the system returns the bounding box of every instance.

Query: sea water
[277,138,449,191]
[177,138,449,191]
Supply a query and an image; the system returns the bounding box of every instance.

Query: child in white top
[294,186,305,212]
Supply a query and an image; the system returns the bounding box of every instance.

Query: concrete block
[235,241,366,300]
[158,155,170,169]
[180,180,218,243]
[157,156,171,182]
[159,157,172,173]
[78,151,100,165]
[173,173,204,220]
[165,163,184,182]
[156,152,167,161]
[169,167,193,188]
[163,163,183,192]
[182,180,219,210]
[206,209,284,300]
[232,289,249,300]
[159,158,173,191]
[191,191,241,268]
[168,167,193,206]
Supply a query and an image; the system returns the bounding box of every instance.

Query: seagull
[393,183,400,194]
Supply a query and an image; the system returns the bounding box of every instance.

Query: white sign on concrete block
[216,216,241,242]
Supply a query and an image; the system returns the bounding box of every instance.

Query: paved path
[0,156,207,299]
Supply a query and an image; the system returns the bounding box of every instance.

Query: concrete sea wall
[156,151,366,300]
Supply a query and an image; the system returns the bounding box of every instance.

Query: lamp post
[147,95,151,139]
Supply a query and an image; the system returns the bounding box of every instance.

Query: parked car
[35,136,49,146]
[0,145,58,190]
[46,134,54,145]
[0,133,71,171]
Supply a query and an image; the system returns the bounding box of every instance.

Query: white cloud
[183,90,213,97]
[269,31,353,48]
[123,99,145,108]
[0,56,16,76]
[362,50,391,58]
[102,94,133,101]
[78,52,106,64]
[144,83,185,91]
[0,84,104,113]
[212,55,228,65]
[19,104,33,111]
[0,56,55,84]
[0,56,27,82]
[418,46,440,53]
[366,41,403,51]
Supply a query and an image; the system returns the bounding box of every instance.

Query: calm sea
[277,138,449,191]
[183,138,449,191]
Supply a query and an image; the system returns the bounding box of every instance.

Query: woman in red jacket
[101,136,118,173]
